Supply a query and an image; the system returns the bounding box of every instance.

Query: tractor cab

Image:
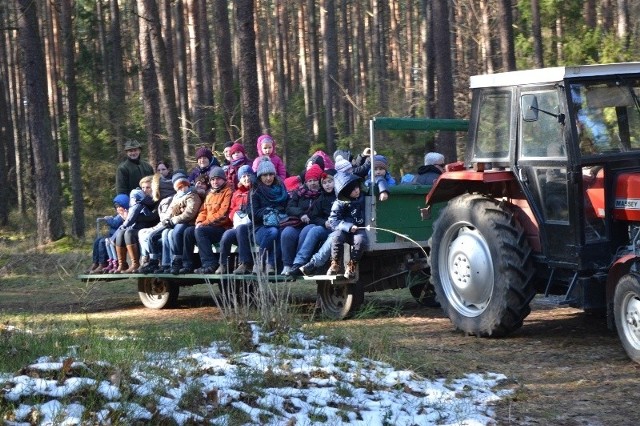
[464,64,640,273]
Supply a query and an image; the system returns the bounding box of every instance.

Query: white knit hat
[424,152,445,166]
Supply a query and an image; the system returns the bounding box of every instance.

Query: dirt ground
[2,280,639,425]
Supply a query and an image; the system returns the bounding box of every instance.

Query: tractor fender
[425,169,518,207]
[606,254,638,303]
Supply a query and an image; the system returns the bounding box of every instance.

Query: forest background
[0,0,638,244]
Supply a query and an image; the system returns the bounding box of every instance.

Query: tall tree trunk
[235,0,261,156]
[340,0,353,135]
[59,0,85,238]
[198,0,215,146]
[531,0,544,68]
[140,0,184,169]
[432,0,456,162]
[15,0,64,244]
[372,0,388,111]
[108,0,126,152]
[478,0,493,74]
[584,0,597,29]
[0,4,13,225]
[214,0,238,142]
[173,0,191,149]
[138,12,163,168]
[307,0,321,140]
[275,0,288,163]
[322,0,338,153]
[497,0,516,71]
[187,0,205,150]
[616,0,629,45]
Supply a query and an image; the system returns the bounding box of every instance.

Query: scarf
[255,181,288,204]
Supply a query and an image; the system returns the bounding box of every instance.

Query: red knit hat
[305,164,324,182]
[284,175,302,192]
[229,143,246,156]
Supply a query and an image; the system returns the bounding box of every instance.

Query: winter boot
[86,262,99,274]
[170,256,183,275]
[90,261,108,274]
[140,258,159,274]
[138,255,149,269]
[344,260,358,279]
[326,259,341,275]
[123,244,140,273]
[102,259,116,273]
[115,245,129,273]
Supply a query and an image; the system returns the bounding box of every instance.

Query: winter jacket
[285,186,320,220]
[168,189,202,225]
[119,189,156,230]
[225,157,251,190]
[365,172,396,195]
[412,165,442,185]
[187,159,220,184]
[116,158,154,195]
[105,215,124,237]
[249,181,289,226]
[228,185,251,220]
[308,189,336,227]
[329,173,366,232]
[196,182,233,228]
[252,137,287,180]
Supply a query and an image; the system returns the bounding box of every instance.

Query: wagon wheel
[317,280,364,320]
[137,277,179,309]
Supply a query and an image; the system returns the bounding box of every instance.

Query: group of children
[88,134,401,278]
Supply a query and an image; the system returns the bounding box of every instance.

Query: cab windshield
[569,79,640,157]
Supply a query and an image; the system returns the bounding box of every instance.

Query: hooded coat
[329,173,366,233]
[251,135,287,180]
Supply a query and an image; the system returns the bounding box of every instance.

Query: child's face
[306,178,320,192]
[223,147,232,160]
[321,177,334,193]
[349,186,360,198]
[116,206,127,218]
[374,166,386,177]
[141,182,152,196]
[232,151,245,160]
[239,174,252,188]
[209,176,225,190]
[197,156,210,168]
[260,173,275,186]
[195,180,208,191]
[177,182,190,194]
[261,142,274,156]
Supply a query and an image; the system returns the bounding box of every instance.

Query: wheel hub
[444,227,494,315]
[623,295,640,345]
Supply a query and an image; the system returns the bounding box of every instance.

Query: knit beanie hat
[424,152,445,166]
[284,175,302,192]
[209,166,226,180]
[237,165,253,181]
[224,140,234,149]
[113,193,130,208]
[257,134,274,146]
[256,157,277,177]
[195,146,213,161]
[335,158,353,174]
[322,169,337,180]
[306,154,325,171]
[305,164,324,182]
[373,154,388,170]
[129,188,145,205]
[172,171,189,190]
[229,143,246,156]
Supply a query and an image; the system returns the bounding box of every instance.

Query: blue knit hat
[208,166,226,180]
[113,193,130,208]
[256,157,276,177]
[237,165,253,181]
[171,171,189,189]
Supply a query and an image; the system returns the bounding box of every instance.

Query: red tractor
[424,62,640,363]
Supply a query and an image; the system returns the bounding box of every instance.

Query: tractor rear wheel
[613,273,640,363]
[429,193,535,336]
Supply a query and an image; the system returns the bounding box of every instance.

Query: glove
[162,218,174,228]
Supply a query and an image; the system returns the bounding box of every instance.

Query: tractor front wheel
[613,273,640,363]
[429,193,535,336]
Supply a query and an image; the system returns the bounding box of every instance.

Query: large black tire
[137,277,179,309]
[613,273,640,363]
[429,193,535,336]
[317,280,364,320]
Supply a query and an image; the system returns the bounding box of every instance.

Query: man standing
[116,139,154,195]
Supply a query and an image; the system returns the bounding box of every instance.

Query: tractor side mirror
[521,94,539,122]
